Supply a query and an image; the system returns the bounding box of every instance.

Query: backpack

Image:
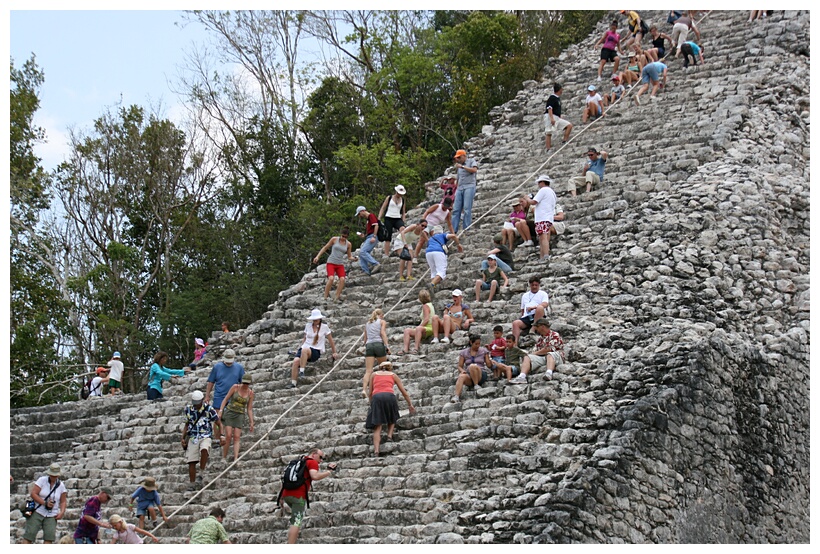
[80,376,94,400]
[276,456,311,507]
[375,219,390,242]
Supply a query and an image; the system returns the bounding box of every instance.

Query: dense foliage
[9,10,602,406]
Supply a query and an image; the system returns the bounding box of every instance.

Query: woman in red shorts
[313,227,357,302]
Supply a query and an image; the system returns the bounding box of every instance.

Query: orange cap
[454,149,466,158]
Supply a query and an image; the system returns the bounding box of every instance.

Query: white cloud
[34,111,72,173]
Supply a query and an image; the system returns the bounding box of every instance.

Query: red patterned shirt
[535,330,564,361]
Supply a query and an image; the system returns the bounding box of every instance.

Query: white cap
[588,85,596,91]
[191,391,204,403]
[452,289,463,297]
[536,174,551,184]
[355,206,367,216]
[223,349,236,363]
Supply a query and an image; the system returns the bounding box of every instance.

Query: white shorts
[544,114,571,136]
[426,251,448,280]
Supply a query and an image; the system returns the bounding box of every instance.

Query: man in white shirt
[89,367,110,397]
[512,277,550,341]
[525,175,557,262]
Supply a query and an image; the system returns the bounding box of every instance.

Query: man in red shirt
[355,205,381,276]
[280,448,337,543]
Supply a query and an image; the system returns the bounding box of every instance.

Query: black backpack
[276,456,311,507]
[80,376,94,400]
[376,219,389,242]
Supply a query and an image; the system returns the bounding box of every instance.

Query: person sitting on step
[483,233,515,273]
[512,276,550,341]
[582,85,604,123]
[450,334,492,403]
[401,289,435,355]
[490,333,530,382]
[510,319,565,384]
[431,289,474,344]
[567,147,608,197]
[502,198,527,251]
[474,255,509,303]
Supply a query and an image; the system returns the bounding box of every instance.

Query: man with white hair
[524,175,558,262]
[182,390,218,491]
[206,349,244,447]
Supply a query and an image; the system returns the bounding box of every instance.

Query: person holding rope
[279,448,337,544]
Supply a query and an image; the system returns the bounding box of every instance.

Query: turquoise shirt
[147,362,185,393]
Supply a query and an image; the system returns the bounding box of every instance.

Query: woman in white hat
[288,309,338,388]
[378,184,407,256]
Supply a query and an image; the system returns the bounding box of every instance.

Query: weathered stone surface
[9,9,809,545]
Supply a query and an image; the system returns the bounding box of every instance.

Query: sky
[9,9,213,171]
[7,1,704,172]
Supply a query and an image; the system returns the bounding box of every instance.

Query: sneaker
[546,370,554,380]
[521,240,534,247]
[510,374,528,384]
[650,95,658,102]
[450,395,460,403]
[473,383,482,390]
[186,482,197,492]
[597,76,602,81]
[399,276,406,282]
[441,337,450,344]
[195,474,203,484]
[431,337,440,344]
[406,275,416,281]
[298,369,305,378]
[541,255,551,263]
[287,382,297,389]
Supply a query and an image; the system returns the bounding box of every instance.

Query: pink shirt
[371,373,395,395]
[115,524,144,544]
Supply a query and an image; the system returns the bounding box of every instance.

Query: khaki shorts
[24,511,58,543]
[529,351,563,370]
[185,437,212,464]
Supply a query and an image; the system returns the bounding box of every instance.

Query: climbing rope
[157,9,714,533]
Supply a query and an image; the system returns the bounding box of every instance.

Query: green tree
[10,55,76,407]
[54,105,214,384]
